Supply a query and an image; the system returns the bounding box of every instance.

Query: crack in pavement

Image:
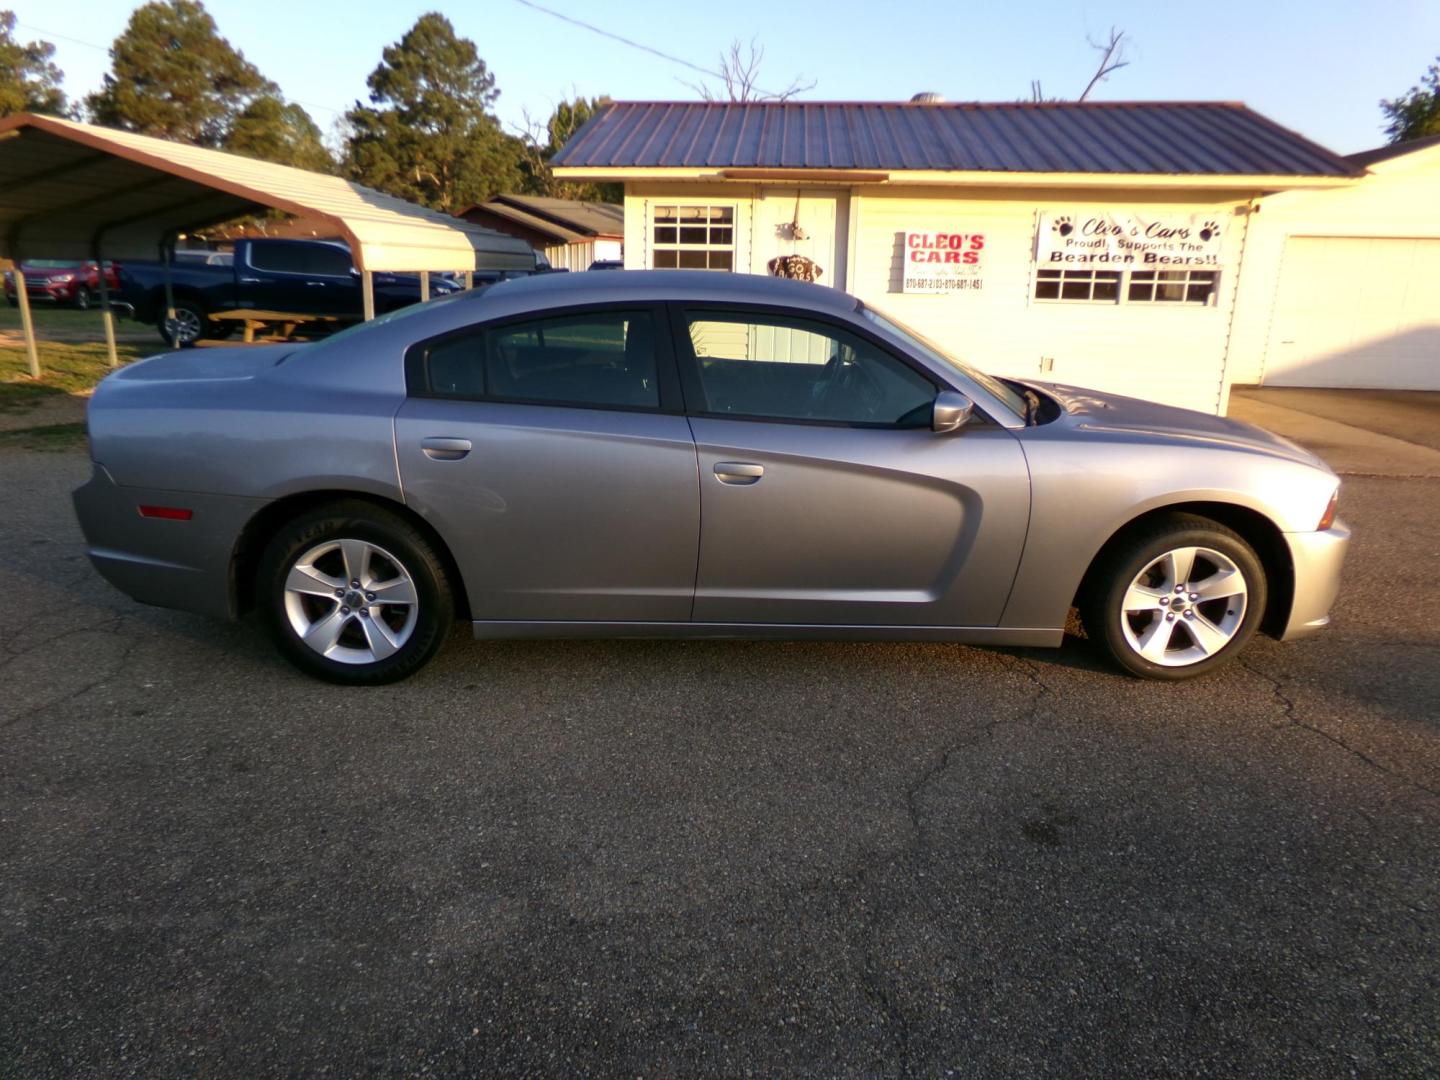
[2,617,137,730]
[0,611,129,672]
[1239,656,1439,802]
[851,651,1058,1076]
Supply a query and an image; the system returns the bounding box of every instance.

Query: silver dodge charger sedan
[74,271,1349,685]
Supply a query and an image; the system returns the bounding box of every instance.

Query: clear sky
[7,0,1438,154]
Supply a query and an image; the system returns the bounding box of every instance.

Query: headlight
[53,273,74,283]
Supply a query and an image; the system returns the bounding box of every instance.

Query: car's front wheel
[1084,514,1267,680]
[257,501,453,684]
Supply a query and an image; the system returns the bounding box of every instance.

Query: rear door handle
[714,461,764,485]
[421,437,472,461]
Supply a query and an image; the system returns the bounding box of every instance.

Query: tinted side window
[683,312,935,426]
[306,246,354,277]
[424,310,660,409]
[248,243,307,274]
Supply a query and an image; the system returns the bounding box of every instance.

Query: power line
[507,0,769,95]
[15,22,108,52]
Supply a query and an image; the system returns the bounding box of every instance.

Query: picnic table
[208,309,362,343]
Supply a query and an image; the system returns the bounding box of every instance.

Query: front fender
[1001,431,1338,631]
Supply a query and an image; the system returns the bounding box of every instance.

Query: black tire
[257,500,454,685]
[73,286,92,311]
[1082,513,1267,681]
[158,300,207,347]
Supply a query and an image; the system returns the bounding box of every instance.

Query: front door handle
[714,461,764,485]
[421,436,472,461]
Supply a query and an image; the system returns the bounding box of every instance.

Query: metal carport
[0,112,537,375]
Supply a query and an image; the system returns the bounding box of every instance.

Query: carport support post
[462,270,473,291]
[419,270,430,302]
[361,270,375,321]
[161,242,177,350]
[95,257,119,369]
[13,259,41,378]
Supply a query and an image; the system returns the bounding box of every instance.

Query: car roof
[478,269,858,314]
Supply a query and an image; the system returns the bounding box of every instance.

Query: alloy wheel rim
[165,308,202,343]
[1119,545,1248,667]
[283,539,419,665]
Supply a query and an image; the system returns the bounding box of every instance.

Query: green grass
[0,303,109,332]
[0,340,148,412]
[0,422,88,452]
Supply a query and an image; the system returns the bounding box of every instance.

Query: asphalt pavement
[2,447,1437,1078]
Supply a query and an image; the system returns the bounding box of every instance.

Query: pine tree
[344,12,521,212]
[543,96,618,202]
[225,95,334,172]
[86,0,274,147]
[0,10,66,117]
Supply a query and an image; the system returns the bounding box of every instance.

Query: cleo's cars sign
[1036,212,1225,268]
[903,230,985,294]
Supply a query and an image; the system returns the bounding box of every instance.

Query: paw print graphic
[1198,220,1221,242]
[1052,215,1074,238]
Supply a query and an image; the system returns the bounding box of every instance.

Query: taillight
[138,505,193,521]
[1317,489,1338,531]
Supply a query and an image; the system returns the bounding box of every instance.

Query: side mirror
[932,390,975,434]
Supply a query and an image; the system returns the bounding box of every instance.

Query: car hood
[1024,380,1333,472]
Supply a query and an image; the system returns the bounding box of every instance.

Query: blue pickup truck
[116,238,539,345]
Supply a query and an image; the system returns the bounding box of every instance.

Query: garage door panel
[1266,237,1440,390]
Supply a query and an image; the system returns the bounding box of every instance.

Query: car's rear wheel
[1083,514,1266,680]
[257,501,453,684]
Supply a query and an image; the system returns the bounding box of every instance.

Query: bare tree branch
[1078,27,1130,102]
[1025,27,1130,102]
[680,37,816,102]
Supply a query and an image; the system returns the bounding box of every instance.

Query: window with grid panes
[1127,269,1219,304]
[1033,268,1122,303]
[651,205,735,270]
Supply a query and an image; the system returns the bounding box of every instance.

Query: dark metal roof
[1346,133,1440,168]
[553,101,1359,177]
[458,196,624,245]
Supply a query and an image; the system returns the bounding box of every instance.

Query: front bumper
[72,462,265,620]
[1279,519,1351,640]
[7,283,75,303]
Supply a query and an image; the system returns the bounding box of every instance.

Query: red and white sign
[902,230,985,294]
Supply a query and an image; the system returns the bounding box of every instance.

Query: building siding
[1226,145,1440,386]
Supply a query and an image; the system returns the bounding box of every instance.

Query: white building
[1228,133,1440,390]
[457,195,623,272]
[552,100,1427,413]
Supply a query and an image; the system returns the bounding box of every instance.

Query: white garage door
[1264,236,1440,389]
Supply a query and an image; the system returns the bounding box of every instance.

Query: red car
[4,259,120,310]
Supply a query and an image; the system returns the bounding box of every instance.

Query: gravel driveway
[2,448,1436,1077]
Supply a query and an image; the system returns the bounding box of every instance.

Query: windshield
[859,304,1028,420]
[24,260,84,269]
